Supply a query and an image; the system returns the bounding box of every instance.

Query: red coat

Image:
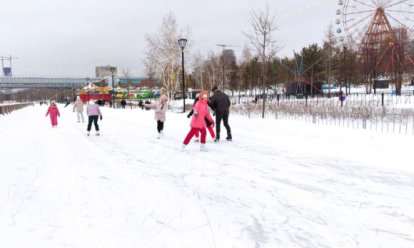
[190,99,214,129]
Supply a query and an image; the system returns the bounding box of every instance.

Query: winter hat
[198,91,209,101]
[89,100,95,105]
[202,94,207,98]
[160,95,167,101]
[76,96,80,100]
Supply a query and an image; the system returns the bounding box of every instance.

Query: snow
[1,103,414,247]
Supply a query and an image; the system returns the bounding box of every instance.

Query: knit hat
[198,91,209,101]
[160,95,167,101]
[89,100,95,105]
[76,96,80,100]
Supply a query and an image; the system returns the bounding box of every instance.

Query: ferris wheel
[338,0,414,46]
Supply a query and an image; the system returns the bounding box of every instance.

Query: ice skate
[181,144,186,152]
[96,131,100,136]
[87,131,90,136]
[200,144,209,152]
[194,138,199,143]
[161,130,164,138]
[226,134,232,141]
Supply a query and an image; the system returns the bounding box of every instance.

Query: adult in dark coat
[208,86,232,141]
[121,99,127,109]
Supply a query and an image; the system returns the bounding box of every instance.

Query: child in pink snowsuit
[45,101,60,128]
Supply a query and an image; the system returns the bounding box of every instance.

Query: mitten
[100,116,103,120]
[187,113,191,118]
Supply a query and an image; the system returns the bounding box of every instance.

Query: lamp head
[178,38,187,49]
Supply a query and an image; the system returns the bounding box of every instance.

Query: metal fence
[230,102,414,135]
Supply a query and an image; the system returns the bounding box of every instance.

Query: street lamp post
[86,77,90,104]
[178,38,187,113]
[110,67,116,108]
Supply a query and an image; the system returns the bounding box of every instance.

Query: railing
[0,103,34,115]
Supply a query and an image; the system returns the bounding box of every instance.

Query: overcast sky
[0,0,337,78]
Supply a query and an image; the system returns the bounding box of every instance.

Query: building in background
[95,66,117,78]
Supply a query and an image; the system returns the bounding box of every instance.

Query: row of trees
[142,12,414,101]
[0,89,73,103]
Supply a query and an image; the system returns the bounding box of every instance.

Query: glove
[194,111,198,117]
[100,116,103,121]
[187,113,191,118]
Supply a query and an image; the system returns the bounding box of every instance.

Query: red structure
[80,94,111,103]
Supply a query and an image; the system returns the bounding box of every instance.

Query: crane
[1,55,18,76]
[217,44,241,51]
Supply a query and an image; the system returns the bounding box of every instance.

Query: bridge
[0,77,102,90]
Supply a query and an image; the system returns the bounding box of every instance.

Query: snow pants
[87,116,99,131]
[183,128,207,145]
[50,116,58,127]
[76,111,84,122]
[195,126,215,139]
[157,120,164,133]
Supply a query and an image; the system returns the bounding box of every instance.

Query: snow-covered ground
[1,103,413,247]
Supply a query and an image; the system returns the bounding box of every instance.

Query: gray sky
[0,0,337,77]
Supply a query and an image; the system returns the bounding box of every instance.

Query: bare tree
[243,4,282,118]
[323,23,337,96]
[143,12,191,105]
[122,68,133,109]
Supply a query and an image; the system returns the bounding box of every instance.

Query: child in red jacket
[45,101,60,128]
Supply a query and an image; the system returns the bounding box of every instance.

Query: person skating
[182,91,215,152]
[121,99,126,109]
[208,85,232,141]
[64,97,70,108]
[86,100,102,136]
[73,96,85,123]
[187,93,215,142]
[144,95,168,139]
[45,101,60,128]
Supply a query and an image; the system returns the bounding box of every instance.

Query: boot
[181,144,186,152]
[87,131,90,136]
[214,133,220,142]
[226,133,232,141]
[96,131,100,136]
[200,144,209,152]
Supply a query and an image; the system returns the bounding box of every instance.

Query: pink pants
[50,116,58,126]
[195,126,215,139]
[184,128,206,145]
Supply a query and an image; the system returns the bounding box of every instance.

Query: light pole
[110,67,116,108]
[86,77,90,104]
[178,38,187,113]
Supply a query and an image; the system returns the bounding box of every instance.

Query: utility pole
[1,55,18,76]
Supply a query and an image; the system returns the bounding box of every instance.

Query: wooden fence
[0,103,34,116]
